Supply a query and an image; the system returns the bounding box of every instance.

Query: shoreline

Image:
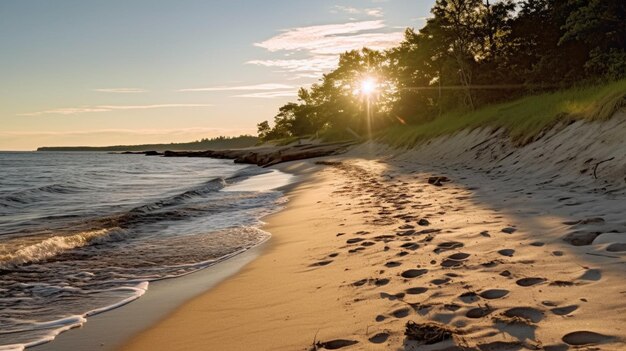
[30,237,268,351]
[26,165,301,351]
[119,116,626,350]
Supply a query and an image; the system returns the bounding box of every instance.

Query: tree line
[257,0,625,141]
[37,135,258,152]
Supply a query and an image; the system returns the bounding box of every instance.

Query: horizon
[0,0,434,150]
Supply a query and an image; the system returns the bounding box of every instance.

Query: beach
[120,116,626,351]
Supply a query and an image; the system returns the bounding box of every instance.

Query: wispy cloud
[19,104,213,116]
[94,88,147,93]
[330,6,384,18]
[232,90,298,99]
[178,83,294,92]
[247,56,339,75]
[253,20,399,55]
[248,20,403,78]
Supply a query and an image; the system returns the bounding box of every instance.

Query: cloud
[331,6,384,18]
[248,20,403,78]
[232,90,298,99]
[94,88,147,93]
[19,104,213,116]
[254,20,399,54]
[247,56,339,75]
[178,83,294,92]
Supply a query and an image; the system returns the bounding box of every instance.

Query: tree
[256,121,271,141]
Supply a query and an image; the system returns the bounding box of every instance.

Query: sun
[359,77,377,95]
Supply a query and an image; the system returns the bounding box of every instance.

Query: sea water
[0,151,292,350]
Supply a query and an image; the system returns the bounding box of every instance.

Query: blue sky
[0,0,434,150]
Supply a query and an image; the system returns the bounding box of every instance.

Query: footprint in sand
[516,277,546,287]
[441,252,470,267]
[497,249,515,257]
[380,292,404,300]
[352,279,367,287]
[391,307,410,318]
[466,306,493,318]
[503,307,544,323]
[405,287,428,295]
[458,292,479,303]
[433,241,464,253]
[444,304,461,311]
[562,331,613,346]
[375,278,390,286]
[385,261,402,268]
[579,268,602,281]
[316,339,359,349]
[479,289,509,299]
[309,260,333,267]
[431,277,451,285]
[368,332,389,344]
[606,243,626,252]
[401,269,428,279]
[400,242,419,250]
[501,227,517,234]
[551,305,578,316]
[550,280,575,287]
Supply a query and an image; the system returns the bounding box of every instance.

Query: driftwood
[404,320,454,345]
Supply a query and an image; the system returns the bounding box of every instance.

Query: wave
[0,184,83,208]
[0,228,122,268]
[0,166,273,268]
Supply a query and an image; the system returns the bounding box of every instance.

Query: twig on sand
[312,329,320,351]
[593,157,615,179]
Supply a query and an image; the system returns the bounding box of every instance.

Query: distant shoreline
[36,135,258,152]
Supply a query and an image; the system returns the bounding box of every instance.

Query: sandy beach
[120,117,626,351]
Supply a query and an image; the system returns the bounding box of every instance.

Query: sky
[0,0,435,150]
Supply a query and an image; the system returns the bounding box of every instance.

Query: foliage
[380,78,626,147]
[258,0,626,142]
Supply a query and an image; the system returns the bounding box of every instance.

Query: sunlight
[360,77,377,96]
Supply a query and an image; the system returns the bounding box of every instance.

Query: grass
[381,79,626,147]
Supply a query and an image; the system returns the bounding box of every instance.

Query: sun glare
[360,78,377,96]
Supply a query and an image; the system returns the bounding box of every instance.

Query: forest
[257,0,626,142]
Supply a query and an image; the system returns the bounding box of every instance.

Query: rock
[563,231,601,246]
[427,176,450,186]
[164,141,357,166]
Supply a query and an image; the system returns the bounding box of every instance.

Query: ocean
[0,151,292,350]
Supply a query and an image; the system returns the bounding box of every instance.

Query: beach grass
[381,79,626,147]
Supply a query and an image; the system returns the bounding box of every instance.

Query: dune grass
[381,79,626,147]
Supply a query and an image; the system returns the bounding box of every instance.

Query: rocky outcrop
[162,141,358,167]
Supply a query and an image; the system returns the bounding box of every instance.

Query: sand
[120,115,626,351]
